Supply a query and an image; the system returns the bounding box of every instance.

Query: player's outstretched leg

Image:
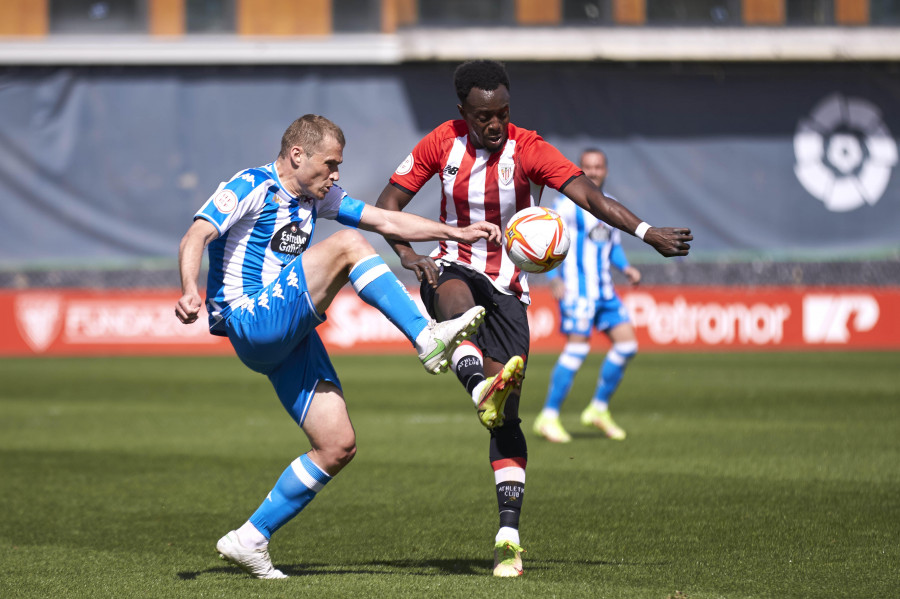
[416,305,485,375]
[216,530,287,580]
[474,355,525,429]
[345,254,483,375]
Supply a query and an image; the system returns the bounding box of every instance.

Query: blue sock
[543,342,589,412]
[248,454,332,539]
[594,342,637,405]
[350,255,428,344]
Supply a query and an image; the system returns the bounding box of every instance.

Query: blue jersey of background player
[175,114,498,579]
[533,148,641,443]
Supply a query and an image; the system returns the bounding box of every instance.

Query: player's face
[459,85,510,153]
[295,136,343,199]
[580,151,607,188]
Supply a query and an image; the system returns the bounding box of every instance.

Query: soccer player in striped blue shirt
[175,115,500,579]
[534,149,641,443]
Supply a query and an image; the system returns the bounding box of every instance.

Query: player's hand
[175,292,203,324]
[644,227,692,257]
[550,278,565,301]
[455,221,502,246]
[623,266,641,286]
[401,253,440,288]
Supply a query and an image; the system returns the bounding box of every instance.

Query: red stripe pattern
[390,120,581,304]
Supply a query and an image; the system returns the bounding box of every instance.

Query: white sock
[236,520,268,550]
[471,379,488,406]
[495,526,520,545]
[541,407,560,419]
[591,399,609,412]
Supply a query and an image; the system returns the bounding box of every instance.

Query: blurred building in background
[1,0,898,289]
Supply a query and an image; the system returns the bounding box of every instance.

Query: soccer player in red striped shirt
[376,60,692,577]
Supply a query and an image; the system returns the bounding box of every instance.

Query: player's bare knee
[329,439,357,469]
[330,229,374,264]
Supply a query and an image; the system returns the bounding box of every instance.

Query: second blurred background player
[534,149,641,443]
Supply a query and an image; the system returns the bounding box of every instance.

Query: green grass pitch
[1,352,898,598]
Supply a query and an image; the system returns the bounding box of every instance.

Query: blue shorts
[559,294,631,338]
[225,258,341,426]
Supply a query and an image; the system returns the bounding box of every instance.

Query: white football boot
[417,305,485,374]
[216,531,287,579]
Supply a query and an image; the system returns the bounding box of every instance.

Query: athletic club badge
[499,161,515,185]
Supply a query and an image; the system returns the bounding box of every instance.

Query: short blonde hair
[279,114,345,158]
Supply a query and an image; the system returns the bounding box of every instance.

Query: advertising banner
[1,286,897,357]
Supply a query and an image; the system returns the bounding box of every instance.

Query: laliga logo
[794,93,898,212]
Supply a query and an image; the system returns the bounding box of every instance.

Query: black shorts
[420,262,530,365]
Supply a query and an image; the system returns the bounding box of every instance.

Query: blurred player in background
[375,61,692,577]
[175,114,499,579]
[534,149,641,444]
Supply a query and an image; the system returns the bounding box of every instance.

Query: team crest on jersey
[213,189,238,214]
[395,153,414,176]
[589,223,611,242]
[498,161,515,185]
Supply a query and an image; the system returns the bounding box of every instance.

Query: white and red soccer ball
[504,206,570,274]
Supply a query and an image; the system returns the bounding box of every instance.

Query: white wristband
[634,221,652,240]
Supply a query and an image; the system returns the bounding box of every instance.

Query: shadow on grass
[567,430,618,441]
[178,557,663,580]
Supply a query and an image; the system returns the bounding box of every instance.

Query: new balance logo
[443,165,459,176]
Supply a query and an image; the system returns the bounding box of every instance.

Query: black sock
[456,354,486,395]
[497,481,524,529]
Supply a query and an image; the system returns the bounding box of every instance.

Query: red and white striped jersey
[391,120,581,304]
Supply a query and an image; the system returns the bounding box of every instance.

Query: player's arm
[562,176,692,258]
[175,218,219,325]
[358,201,501,245]
[375,183,443,287]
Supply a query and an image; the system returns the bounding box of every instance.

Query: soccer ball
[504,206,570,273]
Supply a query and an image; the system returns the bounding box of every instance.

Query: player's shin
[490,455,526,544]
[544,341,589,412]
[593,340,638,406]
[248,453,332,539]
[452,341,486,398]
[349,255,428,343]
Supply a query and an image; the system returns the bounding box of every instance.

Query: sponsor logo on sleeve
[395,153,414,176]
[213,189,238,214]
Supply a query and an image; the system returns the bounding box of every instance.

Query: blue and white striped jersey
[194,162,364,334]
[547,193,630,302]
